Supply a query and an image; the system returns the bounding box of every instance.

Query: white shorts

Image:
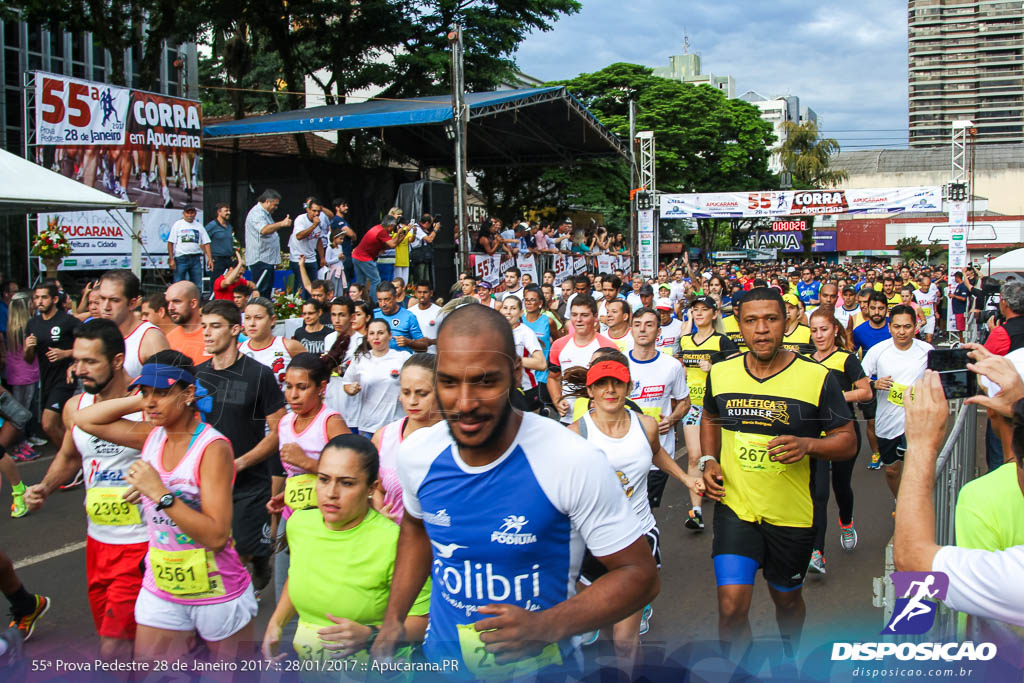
[135,586,258,641]
[920,317,935,334]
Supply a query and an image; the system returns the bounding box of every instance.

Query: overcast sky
[515,0,910,150]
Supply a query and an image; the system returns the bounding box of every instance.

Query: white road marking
[13,541,87,570]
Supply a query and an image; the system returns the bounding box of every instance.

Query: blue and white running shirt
[397,412,643,671]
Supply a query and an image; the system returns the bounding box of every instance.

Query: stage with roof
[203,86,628,167]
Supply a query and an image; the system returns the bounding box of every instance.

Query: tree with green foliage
[774,120,847,255]
[897,236,928,264]
[477,63,776,252]
[776,120,847,188]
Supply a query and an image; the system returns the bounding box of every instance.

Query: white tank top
[123,321,160,379]
[581,410,656,533]
[73,392,148,545]
[238,336,291,391]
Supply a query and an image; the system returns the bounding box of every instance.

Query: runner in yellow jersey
[781,294,813,355]
[700,287,855,656]
[676,296,738,531]
[807,308,873,574]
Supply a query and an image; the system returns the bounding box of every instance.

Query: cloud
[515,0,909,148]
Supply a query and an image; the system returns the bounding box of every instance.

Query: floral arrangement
[273,290,303,320]
[32,217,74,260]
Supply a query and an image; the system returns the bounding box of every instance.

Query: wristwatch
[155,492,176,511]
[697,455,718,472]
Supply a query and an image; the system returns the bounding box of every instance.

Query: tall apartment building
[908,0,1024,147]
[737,91,818,174]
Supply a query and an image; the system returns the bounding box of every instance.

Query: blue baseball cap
[128,363,196,390]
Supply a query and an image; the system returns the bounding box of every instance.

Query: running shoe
[10,487,26,519]
[867,452,882,470]
[839,521,858,551]
[685,508,704,531]
[579,630,600,646]
[639,604,653,635]
[808,550,826,574]
[26,436,47,447]
[9,595,49,641]
[60,469,84,490]
[0,626,23,663]
[17,447,39,463]
[162,186,173,209]
[8,446,27,463]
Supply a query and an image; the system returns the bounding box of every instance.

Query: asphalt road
[0,411,986,681]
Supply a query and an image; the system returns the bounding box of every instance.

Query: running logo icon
[883,571,949,635]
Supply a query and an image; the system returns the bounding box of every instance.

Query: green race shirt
[287,507,431,633]
[955,462,1024,551]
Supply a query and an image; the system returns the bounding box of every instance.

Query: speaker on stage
[395,180,456,296]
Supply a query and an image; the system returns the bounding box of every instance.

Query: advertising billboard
[32,72,202,270]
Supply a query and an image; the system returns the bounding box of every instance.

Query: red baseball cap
[586,360,631,386]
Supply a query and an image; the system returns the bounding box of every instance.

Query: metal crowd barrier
[469,251,633,288]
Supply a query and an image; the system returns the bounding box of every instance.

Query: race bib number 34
[888,382,908,407]
[735,432,785,473]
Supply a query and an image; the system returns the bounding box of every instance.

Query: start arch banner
[659,187,942,219]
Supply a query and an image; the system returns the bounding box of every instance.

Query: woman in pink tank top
[75,351,257,666]
[266,353,349,602]
[371,353,441,524]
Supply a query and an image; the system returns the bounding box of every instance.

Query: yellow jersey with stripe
[782,323,813,355]
[676,331,739,407]
[705,353,851,527]
[722,315,747,353]
[886,292,901,312]
[815,349,866,395]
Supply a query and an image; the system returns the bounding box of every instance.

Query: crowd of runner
[0,215,1022,678]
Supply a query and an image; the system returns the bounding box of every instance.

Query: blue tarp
[203,87,626,167]
[204,87,561,138]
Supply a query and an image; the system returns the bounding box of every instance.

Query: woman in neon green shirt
[261,434,430,664]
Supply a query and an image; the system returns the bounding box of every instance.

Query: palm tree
[775,120,848,188]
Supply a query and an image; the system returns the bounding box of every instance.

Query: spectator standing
[245,189,292,299]
[167,207,213,291]
[205,203,237,277]
[289,198,328,300]
[351,216,410,304]
[949,271,971,333]
[212,250,254,302]
[410,214,439,287]
[983,282,1024,355]
[328,198,356,287]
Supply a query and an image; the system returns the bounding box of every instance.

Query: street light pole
[448,26,469,274]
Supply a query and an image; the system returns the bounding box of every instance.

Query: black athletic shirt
[293,326,332,355]
[195,352,286,492]
[26,310,80,391]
